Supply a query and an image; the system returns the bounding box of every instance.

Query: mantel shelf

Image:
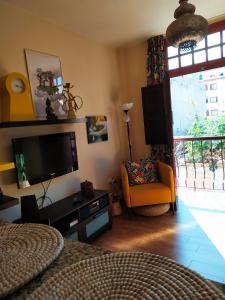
[0,117,87,128]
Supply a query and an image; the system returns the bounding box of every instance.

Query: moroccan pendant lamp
[166,0,208,51]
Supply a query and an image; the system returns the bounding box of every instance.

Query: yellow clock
[1,72,35,122]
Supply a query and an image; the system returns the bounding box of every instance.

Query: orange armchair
[121,160,175,211]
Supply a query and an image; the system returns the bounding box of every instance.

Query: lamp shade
[121,102,134,111]
[166,0,208,51]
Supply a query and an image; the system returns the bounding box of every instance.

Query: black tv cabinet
[38,189,112,243]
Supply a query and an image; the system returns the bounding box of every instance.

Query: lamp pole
[124,110,133,161]
[121,102,134,161]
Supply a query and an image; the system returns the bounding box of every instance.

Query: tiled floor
[94,187,225,283]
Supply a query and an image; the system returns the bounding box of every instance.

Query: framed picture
[25,49,65,119]
[86,115,108,144]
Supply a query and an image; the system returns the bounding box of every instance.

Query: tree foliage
[175,116,225,172]
[187,115,225,137]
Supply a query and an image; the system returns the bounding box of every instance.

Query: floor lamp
[121,102,134,161]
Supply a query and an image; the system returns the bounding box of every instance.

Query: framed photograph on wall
[25,49,65,119]
[86,115,108,144]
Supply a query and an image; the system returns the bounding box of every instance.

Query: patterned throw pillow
[125,158,158,186]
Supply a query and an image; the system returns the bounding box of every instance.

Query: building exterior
[171,67,225,137]
[170,73,207,136]
[199,67,225,117]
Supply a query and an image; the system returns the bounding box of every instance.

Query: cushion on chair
[130,183,171,207]
[125,158,158,186]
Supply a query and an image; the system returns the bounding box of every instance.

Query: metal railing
[174,136,225,190]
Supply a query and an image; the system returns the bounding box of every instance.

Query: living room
[0,0,225,299]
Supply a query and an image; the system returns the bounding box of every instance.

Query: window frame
[210,109,218,116]
[210,96,218,103]
[167,20,225,78]
[210,83,217,90]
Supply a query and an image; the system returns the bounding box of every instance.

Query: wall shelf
[0,195,19,211]
[0,162,15,172]
[0,117,87,128]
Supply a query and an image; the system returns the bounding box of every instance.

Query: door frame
[164,19,225,187]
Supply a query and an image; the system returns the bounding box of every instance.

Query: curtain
[147,35,165,86]
[146,35,171,163]
[151,144,170,164]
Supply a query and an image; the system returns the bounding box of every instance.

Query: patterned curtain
[146,35,171,163]
[147,35,165,86]
[151,144,170,164]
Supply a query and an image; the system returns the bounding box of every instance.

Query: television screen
[12,132,78,189]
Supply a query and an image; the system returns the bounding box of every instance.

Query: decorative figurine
[46,98,58,120]
[62,83,83,119]
[15,154,30,189]
[80,180,94,197]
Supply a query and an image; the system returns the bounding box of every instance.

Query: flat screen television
[12,132,78,189]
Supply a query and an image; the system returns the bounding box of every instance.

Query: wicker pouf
[28,252,225,300]
[133,203,170,216]
[0,223,64,298]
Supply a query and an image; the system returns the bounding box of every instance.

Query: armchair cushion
[130,183,171,207]
[125,158,158,186]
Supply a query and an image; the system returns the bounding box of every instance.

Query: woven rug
[28,252,225,300]
[0,223,64,299]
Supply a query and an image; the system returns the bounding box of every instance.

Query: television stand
[38,189,112,243]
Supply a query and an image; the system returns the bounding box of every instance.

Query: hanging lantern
[166,0,208,51]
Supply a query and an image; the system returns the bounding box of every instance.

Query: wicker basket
[134,203,170,216]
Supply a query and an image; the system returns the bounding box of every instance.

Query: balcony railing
[174,136,225,190]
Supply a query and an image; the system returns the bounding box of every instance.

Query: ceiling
[1,0,225,47]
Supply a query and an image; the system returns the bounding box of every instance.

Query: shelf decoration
[86,115,108,144]
[62,83,83,119]
[25,49,65,119]
[81,180,94,198]
[15,154,30,189]
[46,98,58,121]
[0,72,35,122]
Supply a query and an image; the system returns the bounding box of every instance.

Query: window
[210,96,218,103]
[168,57,179,70]
[207,32,220,46]
[205,84,208,91]
[180,54,192,67]
[210,83,217,90]
[206,98,208,103]
[168,27,225,71]
[211,109,218,116]
[194,50,206,64]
